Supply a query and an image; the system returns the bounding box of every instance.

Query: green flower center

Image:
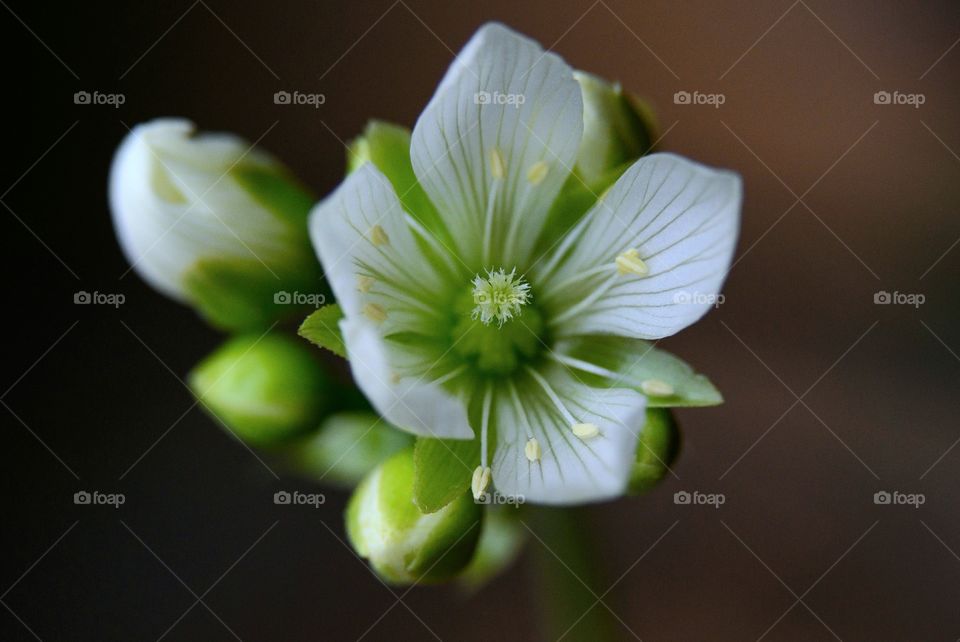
[450,268,545,377]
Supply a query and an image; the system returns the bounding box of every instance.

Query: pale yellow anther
[489,147,506,180]
[369,225,390,246]
[641,379,675,397]
[616,248,649,276]
[356,275,375,293]
[362,302,387,323]
[572,422,600,440]
[524,437,542,462]
[526,161,549,185]
[471,465,492,499]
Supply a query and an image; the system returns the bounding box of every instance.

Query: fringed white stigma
[471,268,531,326]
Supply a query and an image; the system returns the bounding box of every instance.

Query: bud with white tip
[346,449,483,584]
[109,118,322,330]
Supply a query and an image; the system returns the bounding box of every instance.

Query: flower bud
[458,508,525,591]
[346,449,483,584]
[293,411,413,486]
[188,333,331,446]
[574,71,658,188]
[109,118,322,330]
[629,408,680,493]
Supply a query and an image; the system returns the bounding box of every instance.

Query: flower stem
[529,506,618,642]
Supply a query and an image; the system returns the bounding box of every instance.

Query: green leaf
[413,436,480,513]
[557,336,723,407]
[298,304,346,357]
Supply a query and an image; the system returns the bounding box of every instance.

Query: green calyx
[629,408,680,493]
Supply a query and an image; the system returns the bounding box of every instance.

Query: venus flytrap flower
[110,119,322,330]
[309,23,741,506]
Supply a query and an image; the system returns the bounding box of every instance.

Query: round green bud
[629,408,681,493]
[346,448,483,585]
[188,333,331,446]
[293,412,413,486]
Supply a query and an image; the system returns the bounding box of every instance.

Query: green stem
[530,506,618,642]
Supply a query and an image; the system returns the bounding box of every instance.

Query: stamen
[641,379,675,397]
[471,268,531,326]
[362,303,387,323]
[369,225,390,246]
[525,367,577,426]
[526,161,549,185]
[550,271,619,328]
[489,147,506,180]
[524,437,541,462]
[471,465,492,500]
[616,248,649,276]
[572,423,600,440]
[356,275,375,293]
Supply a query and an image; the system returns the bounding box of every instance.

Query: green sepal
[629,408,680,493]
[231,162,316,229]
[413,436,480,513]
[298,304,346,357]
[557,336,723,407]
[291,411,413,487]
[458,508,526,591]
[188,332,333,446]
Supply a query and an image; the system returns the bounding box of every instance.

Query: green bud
[458,508,525,591]
[293,411,413,486]
[574,70,658,188]
[109,119,324,331]
[346,448,483,584]
[629,408,680,493]
[189,333,331,446]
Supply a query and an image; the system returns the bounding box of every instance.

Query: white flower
[309,23,741,505]
[110,118,319,328]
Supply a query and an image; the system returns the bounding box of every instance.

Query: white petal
[491,365,645,504]
[341,318,473,439]
[539,153,741,339]
[309,163,444,328]
[411,23,583,268]
[310,166,471,440]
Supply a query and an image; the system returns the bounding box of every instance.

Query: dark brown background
[3,1,959,640]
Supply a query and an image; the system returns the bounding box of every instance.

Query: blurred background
[3,1,959,640]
